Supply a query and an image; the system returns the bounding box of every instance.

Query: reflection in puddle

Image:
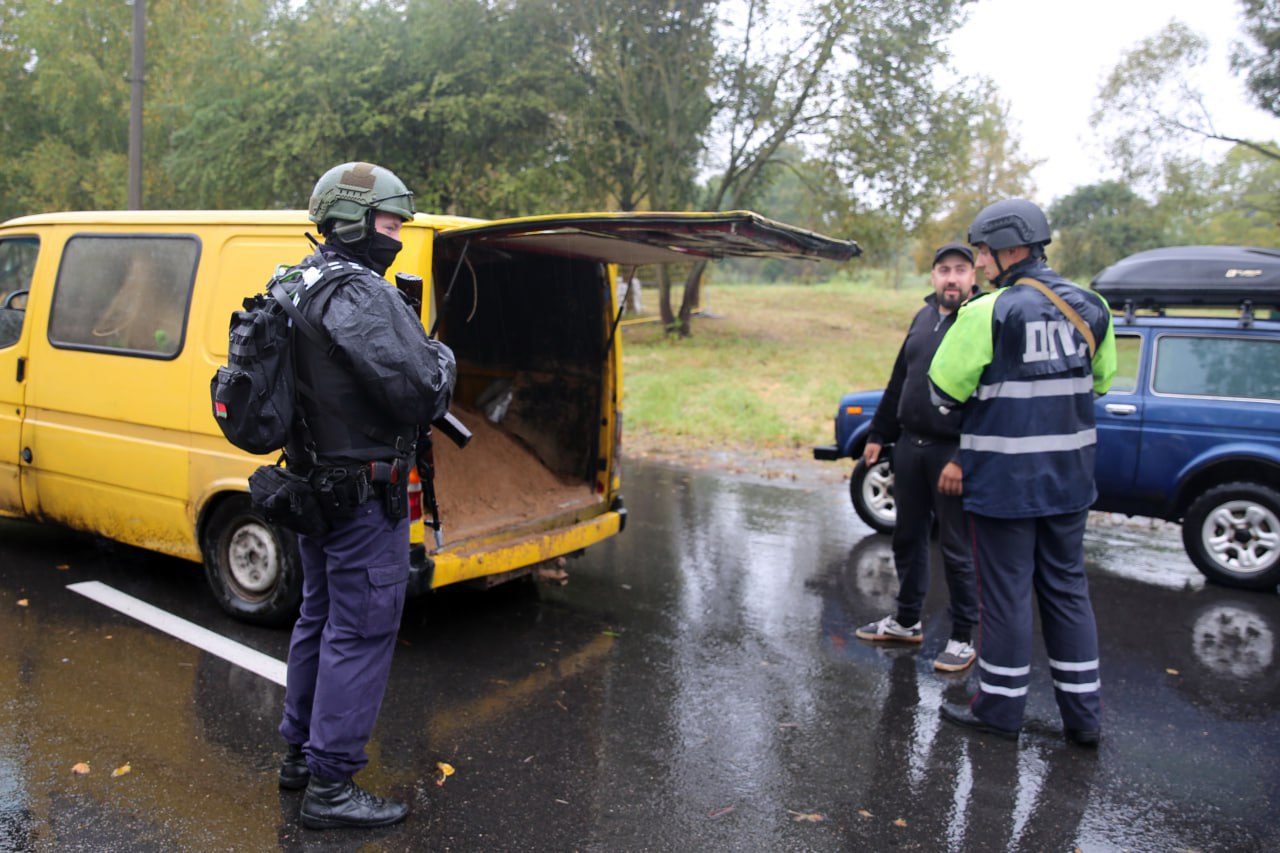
[1192,604,1274,679]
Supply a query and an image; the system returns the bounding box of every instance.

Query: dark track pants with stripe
[969,509,1101,733]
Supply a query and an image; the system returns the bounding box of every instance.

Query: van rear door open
[418,212,858,589]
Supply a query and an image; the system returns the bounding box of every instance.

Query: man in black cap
[855,242,980,673]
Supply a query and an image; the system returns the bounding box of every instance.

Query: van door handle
[1104,403,1137,416]
[15,356,24,382]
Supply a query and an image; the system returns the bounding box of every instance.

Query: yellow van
[0,209,857,624]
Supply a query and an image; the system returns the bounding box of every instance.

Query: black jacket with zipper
[866,293,965,446]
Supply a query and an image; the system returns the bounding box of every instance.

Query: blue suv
[814,246,1280,591]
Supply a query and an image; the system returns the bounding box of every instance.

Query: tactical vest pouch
[248,464,330,538]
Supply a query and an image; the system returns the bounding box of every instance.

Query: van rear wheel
[202,496,302,626]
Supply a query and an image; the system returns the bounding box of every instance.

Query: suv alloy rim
[1201,499,1280,576]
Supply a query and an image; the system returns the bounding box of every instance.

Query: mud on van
[0,210,857,625]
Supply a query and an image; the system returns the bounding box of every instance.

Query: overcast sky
[944,0,1278,205]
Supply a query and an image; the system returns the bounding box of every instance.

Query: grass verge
[619,273,929,467]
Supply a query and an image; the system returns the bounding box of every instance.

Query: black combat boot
[278,744,310,790]
[300,775,410,830]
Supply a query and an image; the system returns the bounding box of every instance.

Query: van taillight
[407,466,423,522]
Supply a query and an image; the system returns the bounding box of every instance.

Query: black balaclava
[324,211,402,276]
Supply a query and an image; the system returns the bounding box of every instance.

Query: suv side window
[48,235,199,358]
[1153,334,1280,402]
[1109,333,1141,394]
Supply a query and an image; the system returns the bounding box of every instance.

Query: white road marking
[67,580,287,686]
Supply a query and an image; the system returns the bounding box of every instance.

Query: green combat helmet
[307,162,415,244]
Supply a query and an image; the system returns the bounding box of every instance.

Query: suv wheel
[1182,482,1280,591]
[201,496,303,626]
[850,458,895,534]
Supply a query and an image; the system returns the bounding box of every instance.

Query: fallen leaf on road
[17,599,28,607]
[71,762,90,775]
[1165,668,1180,676]
[788,810,825,823]
[112,763,131,778]
[56,564,70,571]
[894,818,908,827]
[707,805,735,819]
[857,809,874,818]
[435,762,455,785]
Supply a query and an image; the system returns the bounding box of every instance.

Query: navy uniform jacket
[927,259,1116,519]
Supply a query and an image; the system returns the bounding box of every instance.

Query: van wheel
[1182,482,1280,591]
[850,457,895,534]
[201,496,302,626]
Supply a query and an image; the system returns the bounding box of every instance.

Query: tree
[1091,19,1280,197]
[1154,146,1280,247]
[1232,0,1280,119]
[912,81,1041,273]
[666,0,973,333]
[1049,182,1163,282]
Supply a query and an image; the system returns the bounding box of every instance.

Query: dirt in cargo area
[430,406,598,544]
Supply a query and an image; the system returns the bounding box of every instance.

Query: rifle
[394,273,473,548]
[417,413,471,549]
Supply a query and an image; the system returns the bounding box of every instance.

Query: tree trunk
[657,266,675,331]
[677,260,708,337]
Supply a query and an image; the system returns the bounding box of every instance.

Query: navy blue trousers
[891,436,978,635]
[969,510,1101,733]
[279,501,410,781]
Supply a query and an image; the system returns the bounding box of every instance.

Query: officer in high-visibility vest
[927,199,1116,746]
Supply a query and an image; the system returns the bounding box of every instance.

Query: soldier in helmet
[276,162,456,828]
[926,199,1117,746]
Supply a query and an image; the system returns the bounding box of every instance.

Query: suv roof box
[1091,246,1280,310]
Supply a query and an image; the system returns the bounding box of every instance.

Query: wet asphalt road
[2,458,1279,852]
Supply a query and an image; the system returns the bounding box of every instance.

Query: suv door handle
[1104,403,1137,416]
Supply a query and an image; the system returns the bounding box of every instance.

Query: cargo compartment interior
[429,245,608,545]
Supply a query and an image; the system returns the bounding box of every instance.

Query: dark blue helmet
[968,199,1051,251]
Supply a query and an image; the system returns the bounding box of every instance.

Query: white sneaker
[934,639,976,672]
[854,615,923,643]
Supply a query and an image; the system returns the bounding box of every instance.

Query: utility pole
[127,0,145,209]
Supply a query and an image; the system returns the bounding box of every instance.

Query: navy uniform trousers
[969,509,1101,733]
[890,434,978,633]
[279,500,410,781]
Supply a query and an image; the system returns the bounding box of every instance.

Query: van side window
[1153,334,1280,402]
[0,236,38,349]
[49,236,199,357]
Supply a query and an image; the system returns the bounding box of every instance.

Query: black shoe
[300,776,410,830]
[279,744,310,791]
[940,703,1020,741]
[1065,727,1101,747]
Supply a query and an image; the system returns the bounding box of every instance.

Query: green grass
[620,272,929,458]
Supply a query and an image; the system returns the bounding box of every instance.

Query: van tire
[1182,482,1280,591]
[201,496,303,626]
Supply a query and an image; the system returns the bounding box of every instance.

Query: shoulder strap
[1015,277,1096,358]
